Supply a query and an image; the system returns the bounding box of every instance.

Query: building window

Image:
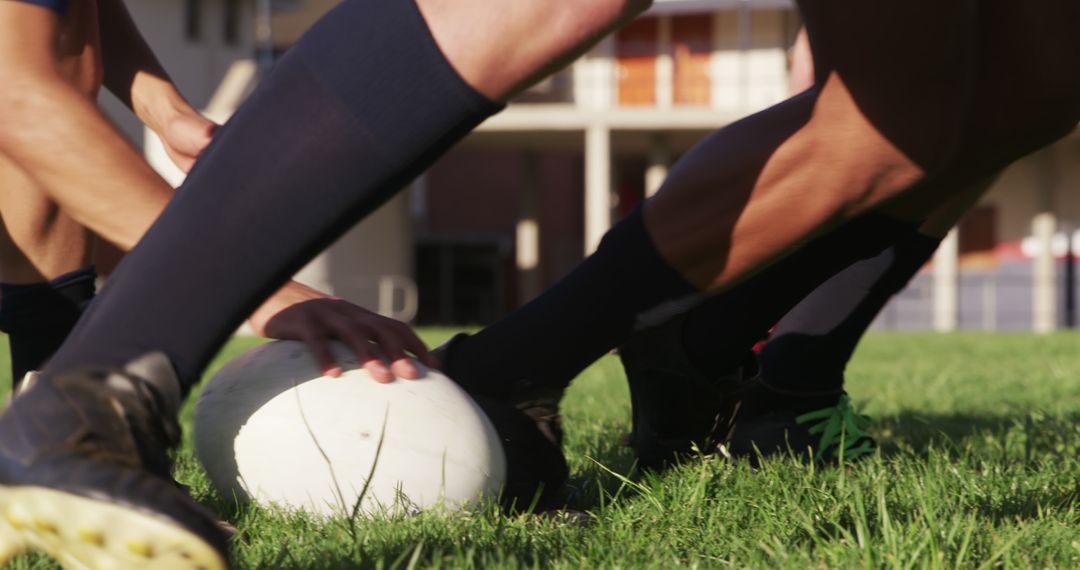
[616,17,658,106]
[223,0,240,45]
[415,238,510,325]
[184,0,202,41]
[672,15,712,106]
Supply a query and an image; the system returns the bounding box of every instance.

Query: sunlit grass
[6,332,1080,568]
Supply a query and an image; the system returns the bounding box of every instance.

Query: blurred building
[107,0,1080,331]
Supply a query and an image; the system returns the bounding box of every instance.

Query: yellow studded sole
[0,486,227,570]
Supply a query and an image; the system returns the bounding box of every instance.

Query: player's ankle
[740,379,844,415]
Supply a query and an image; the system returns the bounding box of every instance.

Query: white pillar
[645,136,670,198]
[584,124,612,255]
[516,154,542,304]
[409,174,429,228]
[656,15,673,109]
[709,12,732,110]
[1033,212,1058,333]
[736,0,751,111]
[933,227,959,332]
[575,37,615,109]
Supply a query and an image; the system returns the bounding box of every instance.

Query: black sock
[759,229,941,395]
[43,0,501,393]
[0,266,97,385]
[442,207,700,395]
[679,213,918,379]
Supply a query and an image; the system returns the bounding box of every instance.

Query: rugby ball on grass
[193,340,506,517]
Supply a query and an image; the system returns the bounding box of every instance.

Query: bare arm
[98,0,177,124]
[0,3,432,379]
[98,0,215,171]
[0,3,171,250]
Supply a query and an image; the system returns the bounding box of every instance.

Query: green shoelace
[795,394,876,463]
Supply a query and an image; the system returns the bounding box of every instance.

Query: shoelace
[794,394,876,463]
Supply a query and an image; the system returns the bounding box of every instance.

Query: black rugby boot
[434,334,569,513]
[0,352,230,569]
[619,315,759,472]
[720,382,877,465]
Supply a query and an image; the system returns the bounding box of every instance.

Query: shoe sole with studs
[0,486,226,570]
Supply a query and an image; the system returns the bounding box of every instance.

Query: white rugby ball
[193,340,506,517]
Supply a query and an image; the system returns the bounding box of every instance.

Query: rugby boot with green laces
[619,315,760,472]
[434,333,569,513]
[720,382,877,465]
[0,352,230,569]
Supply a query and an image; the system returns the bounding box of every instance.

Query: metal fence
[874,261,1078,332]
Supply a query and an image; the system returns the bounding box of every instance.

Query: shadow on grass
[564,409,1080,507]
[555,408,1080,529]
[967,483,1080,523]
[564,429,640,511]
[874,410,1080,461]
[196,408,1080,569]
[216,498,567,570]
[778,479,1080,559]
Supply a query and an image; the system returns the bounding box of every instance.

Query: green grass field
[6,331,1080,569]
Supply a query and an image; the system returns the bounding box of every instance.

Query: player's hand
[158,107,218,173]
[249,281,436,383]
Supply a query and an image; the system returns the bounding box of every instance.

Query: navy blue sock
[760,229,941,394]
[680,213,918,379]
[0,267,96,385]
[44,0,501,393]
[442,207,700,395]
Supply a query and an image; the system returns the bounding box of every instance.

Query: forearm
[0,76,299,323]
[247,281,332,336]
[98,0,191,132]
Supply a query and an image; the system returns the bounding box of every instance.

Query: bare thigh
[0,1,101,283]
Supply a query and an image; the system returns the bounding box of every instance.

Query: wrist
[132,73,193,135]
[249,281,334,336]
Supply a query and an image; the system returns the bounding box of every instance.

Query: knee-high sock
[43,0,501,393]
[678,213,919,379]
[0,267,96,385]
[444,212,917,396]
[441,207,700,396]
[759,229,941,395]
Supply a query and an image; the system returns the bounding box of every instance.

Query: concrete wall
[295,194,417,321]
[982,139,1080,245]
[424,148,586,293]
[99,0,256,145]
